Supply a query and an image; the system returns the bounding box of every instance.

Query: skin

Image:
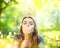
[21,18,35,48]
[13,17,44,48]
[22,18,34,34]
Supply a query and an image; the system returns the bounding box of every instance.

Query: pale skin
[13,18,44,48]
[21,18,34,48]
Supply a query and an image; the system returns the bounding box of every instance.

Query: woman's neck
[24,33,32,40]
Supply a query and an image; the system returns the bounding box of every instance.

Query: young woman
[13,16,44,48]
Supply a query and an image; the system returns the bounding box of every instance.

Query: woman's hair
[20,16,38,38]
[14,16,39,48]
[20,16,38,43]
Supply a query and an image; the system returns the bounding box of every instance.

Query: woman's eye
[23,22,27,25]
[30,22,33,25]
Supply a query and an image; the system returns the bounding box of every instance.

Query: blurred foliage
[0,31,60,48]
[0,0,18,15]
[0,0,60,48]
[0,0,60,35]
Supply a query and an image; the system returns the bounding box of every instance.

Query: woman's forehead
[23,18,34,22]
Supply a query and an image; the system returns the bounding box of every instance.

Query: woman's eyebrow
[29,21,33,23]
[23,21,27,22]
[23,20,34,23]
[29,21,34,24]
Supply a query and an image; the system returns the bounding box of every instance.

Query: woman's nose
[26,23,29,27]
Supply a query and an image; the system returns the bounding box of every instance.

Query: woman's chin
[23,31,33,34]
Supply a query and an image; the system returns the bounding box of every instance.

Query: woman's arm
[38,35,44,48]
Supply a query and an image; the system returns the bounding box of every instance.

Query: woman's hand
[21,40,29,48]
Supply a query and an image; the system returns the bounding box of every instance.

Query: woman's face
[22,18,34,34]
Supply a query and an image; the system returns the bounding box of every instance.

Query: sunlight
[56,35,59,41]
[4,0,10,3]
[1,34,3,39]
[0,31,1,34]
[58,42,60,46]
[44,45,49,48]
[7,35,11,39]
[0,0,60,48]
[6,44,11,48]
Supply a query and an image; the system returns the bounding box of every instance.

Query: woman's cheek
[22,25,34,34]
[31,26,34,32]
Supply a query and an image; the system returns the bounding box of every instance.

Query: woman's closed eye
[23,21,34,25]
[29,21,34,25]
[22,21,27,25]
[23,22,27,25]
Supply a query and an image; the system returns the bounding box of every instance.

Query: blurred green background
[0,0,60,48]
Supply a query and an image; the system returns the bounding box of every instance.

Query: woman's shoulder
[13,34,21,40]
[38,34,44,43]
